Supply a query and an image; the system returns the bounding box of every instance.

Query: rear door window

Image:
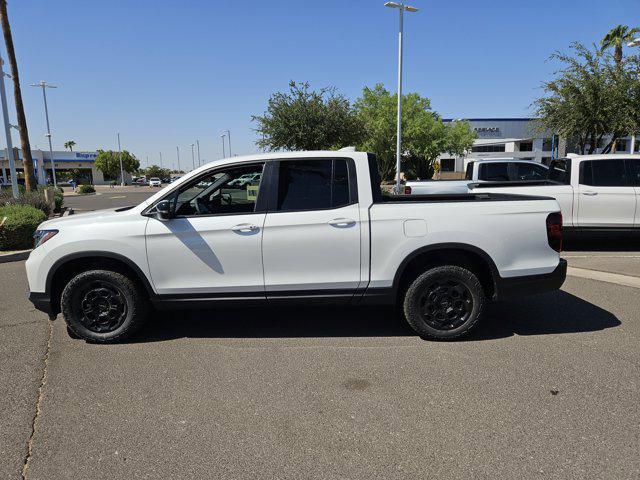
[513,163,548,181]
[275,159,352,212]
[479,163,509,181]
[624,159,640,186]
[579,159,628,186]
[464,162,475,180]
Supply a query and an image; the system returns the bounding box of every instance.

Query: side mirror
[154,200,172,221]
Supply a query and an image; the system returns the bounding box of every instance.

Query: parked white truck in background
[470,154,640,234]
[405,159,549,195]
[26,151,566,343]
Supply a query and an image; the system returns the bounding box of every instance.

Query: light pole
[176,146,181,172]
[159,151,163,168]
[116,133,125,186]
[30,80,59,187]
[224,130,231,157]
[221,132,227,158]
[627,38,640,154]
[190,143,195,170]
[0,54,18,198]
[384,1,418,193]
[196,139,201,166]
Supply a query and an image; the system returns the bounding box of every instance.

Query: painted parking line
[109,195,127,199]
[567,266,640,289]
[563,255,640,258]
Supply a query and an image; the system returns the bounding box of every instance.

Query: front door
[145,162,266,295]
[576,158,637,228]
[261,158,361,295]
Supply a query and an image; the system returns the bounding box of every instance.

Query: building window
[471,144,506,153]
[519,141,533,152]
[542,138,553,151]
[440,158,455,172]
[616,140,628,152]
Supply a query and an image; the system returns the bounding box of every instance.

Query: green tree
[354,84,475,181]
[601,25,639,66]
[0,0,36,191]
[64,140,76,151]
[94,149,140,181]
[533,42,638,154]
[253,81,363,151]
[145,165,171,179]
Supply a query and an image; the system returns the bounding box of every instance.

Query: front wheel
[403,265,485,340]
[61,269,149,343]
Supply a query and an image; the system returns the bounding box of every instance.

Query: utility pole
[221,132,226,158]
[176,146,181,172]
[222,129,231,157]
[384,2,418,193]
[196,139,201,166]
[190,143,195,171]
[159,151,163,168]
[117,132,124,186]
[30,80,58,187]
[0,54,17,197]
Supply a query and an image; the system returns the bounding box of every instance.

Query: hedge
[78,184,95,194]
[0,205,47,250]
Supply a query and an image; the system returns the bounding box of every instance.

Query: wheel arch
[46,251,155,315]
[392,243,499,300]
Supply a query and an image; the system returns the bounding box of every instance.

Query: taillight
[404,185,412,195]
[546,212,563,253]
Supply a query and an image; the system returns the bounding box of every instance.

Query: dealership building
[0,149,132,185]
[437,118,639,173]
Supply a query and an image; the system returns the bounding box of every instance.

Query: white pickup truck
[26,151,566,343]
[405,159,549,195]
[470,154,640,234]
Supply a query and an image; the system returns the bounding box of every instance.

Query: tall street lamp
[196,139,201,166]
[190,143,195,170]
[30,80,58,187]
[116,133,125,186]
[176,146,181,172]
[159,151,163,168]
[384,1,418,193]
[221,132,227,158]
[627,38,640,154]
[0,54,18,197]
[222,129,231,157]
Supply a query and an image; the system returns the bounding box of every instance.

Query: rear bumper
[28,292,56,318]
[495,259,567,300]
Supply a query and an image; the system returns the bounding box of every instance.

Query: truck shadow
[563,236,639,252]
[129,290,619,343]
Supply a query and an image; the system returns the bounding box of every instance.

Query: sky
[4,0,640,170]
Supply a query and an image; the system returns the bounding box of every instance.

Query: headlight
[33,229,58,249]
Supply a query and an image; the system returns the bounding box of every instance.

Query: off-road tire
[61,269,149,343]
[403,265,485,340]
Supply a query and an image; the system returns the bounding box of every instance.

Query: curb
[0,249,31,264]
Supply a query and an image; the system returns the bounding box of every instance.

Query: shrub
[78,184,95,194]
[0,190,52,217]
[0,205,47,250]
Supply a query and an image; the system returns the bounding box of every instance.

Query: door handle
[328,218,356,228]
[231,223,259,233]
[581,191,598,196]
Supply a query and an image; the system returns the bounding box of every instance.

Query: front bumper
[28,292,56,319]
[495,259,567,300]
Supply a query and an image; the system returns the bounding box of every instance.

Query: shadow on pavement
[126,290,619,343]
[563,236,640,252]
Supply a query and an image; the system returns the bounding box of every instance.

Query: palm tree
[601,25,640,65]
[64,140,76,151]
[0,0,36,191]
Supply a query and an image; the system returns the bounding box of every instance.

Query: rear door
[627,158,640,227]
[261,158,361,297]
[576,159,636,227]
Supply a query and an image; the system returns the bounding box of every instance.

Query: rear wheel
[403,265,485,340]
[61,269,148,343]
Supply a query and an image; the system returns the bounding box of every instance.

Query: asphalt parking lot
[2,189,639,479]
